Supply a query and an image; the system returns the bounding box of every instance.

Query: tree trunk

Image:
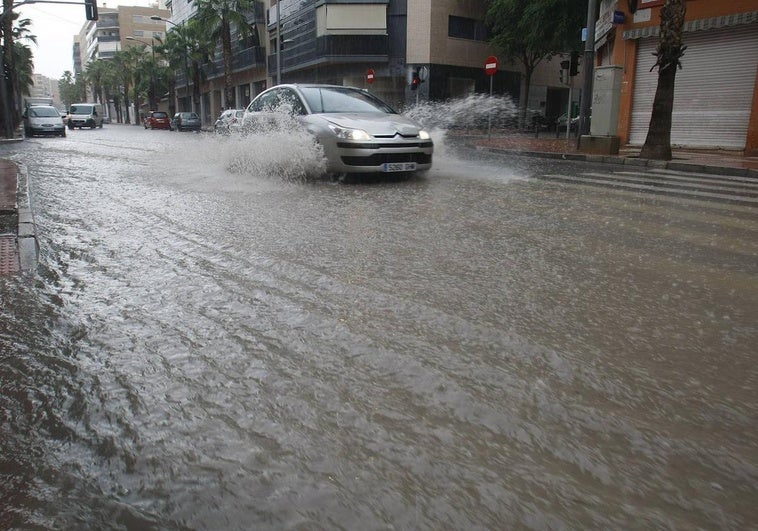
[222,20,234,108]
[2,0,15,137]
[639,64,677,160]
[639,0,686,160]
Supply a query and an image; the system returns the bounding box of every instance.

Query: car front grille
[337,141,433,149]
[341,153,432,166]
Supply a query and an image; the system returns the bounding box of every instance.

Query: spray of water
[225,112,327,181]
[176,94,521,184]
[404,93,519,133]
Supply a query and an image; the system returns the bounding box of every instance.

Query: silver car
[23,105,66,137]
[242,84,433,177]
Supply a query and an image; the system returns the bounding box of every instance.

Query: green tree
[1,0,15,137]
[85,58,109,105]
[639,0,686,161]
[159,18,212,114]
[486,0,587,127]
[11,17,36,112]
[195,0,257,108]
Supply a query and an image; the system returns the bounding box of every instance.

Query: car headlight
[418,130,431,140]
[328,124,371,141]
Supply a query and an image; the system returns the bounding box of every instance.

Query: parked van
[68,103,104,129]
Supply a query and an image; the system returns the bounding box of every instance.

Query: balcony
[268,34,389,74]
[174,46,266,88]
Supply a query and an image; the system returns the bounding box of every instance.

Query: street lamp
[126,36,156,110]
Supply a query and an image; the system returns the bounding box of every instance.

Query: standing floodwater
[1,119,756,529]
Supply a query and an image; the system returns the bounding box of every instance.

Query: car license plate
[382,162,416,172]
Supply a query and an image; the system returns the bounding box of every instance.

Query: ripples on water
[1,95,756,529]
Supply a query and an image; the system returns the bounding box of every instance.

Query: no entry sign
[485,56,498,76]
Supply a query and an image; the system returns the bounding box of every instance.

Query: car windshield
[153,112,168,118]
[29,107,60,117]
[299,87,395,114]
[70,105,93,114]
[181,113,198,119]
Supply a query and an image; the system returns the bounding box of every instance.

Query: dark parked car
[143,110,170,130]
[171,112,202,132]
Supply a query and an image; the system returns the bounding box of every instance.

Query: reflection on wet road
[1,126,756,529]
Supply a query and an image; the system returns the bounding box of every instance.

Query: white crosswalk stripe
[537,167,758,206]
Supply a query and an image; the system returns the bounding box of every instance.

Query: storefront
[626,17,758,150]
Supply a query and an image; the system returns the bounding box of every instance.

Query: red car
[143,110,170,130]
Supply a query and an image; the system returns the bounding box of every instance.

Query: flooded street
[1,125,757,529]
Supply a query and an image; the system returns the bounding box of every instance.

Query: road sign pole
[488,75,493,139]
[484,56,498,139]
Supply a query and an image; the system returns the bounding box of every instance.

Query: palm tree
[11,18,36,114]
[1,0,15,137]
[85,59,108,105]
[195,0,257,108]
[639,0,687,161]
[160,18,213,114]
[113,48,140,125]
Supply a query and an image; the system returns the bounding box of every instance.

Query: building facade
[597,0,758,155]
[75,5,170,70]
[162,0,581,126]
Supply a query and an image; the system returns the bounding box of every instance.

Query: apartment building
[75,5,170,73]
[163,0,580,125]
[597,0,758,154]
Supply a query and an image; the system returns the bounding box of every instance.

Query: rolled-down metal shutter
[629,24,758,149]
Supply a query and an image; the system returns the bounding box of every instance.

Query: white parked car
[242,84,433,178]
[214,109,245,134]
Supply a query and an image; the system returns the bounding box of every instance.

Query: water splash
[226,112,327,181]
[404,93,519,133]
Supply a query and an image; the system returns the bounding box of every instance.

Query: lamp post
[126,36,156,111]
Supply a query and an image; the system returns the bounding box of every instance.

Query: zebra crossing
[537,167,758,207]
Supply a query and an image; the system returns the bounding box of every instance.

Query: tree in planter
[639,0,686,160]
[486,0,586,129]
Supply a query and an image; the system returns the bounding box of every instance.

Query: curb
[16,164,38,270]
[473,145,758,179]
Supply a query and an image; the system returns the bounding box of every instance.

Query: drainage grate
[0,234,20,275]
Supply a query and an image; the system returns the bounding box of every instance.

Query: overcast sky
[17,0,156,80]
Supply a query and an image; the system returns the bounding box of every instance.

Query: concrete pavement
[469,132,758,177]
[2,132,757,276]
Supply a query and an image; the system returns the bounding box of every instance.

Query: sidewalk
[468,132,758,177]
[0,158,37,276]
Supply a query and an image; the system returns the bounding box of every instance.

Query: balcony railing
[267,34,389,74]
[174,46,266,88]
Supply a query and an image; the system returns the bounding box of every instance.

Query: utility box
[590,66,623,137]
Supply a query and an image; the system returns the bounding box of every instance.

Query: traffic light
[85,0,98,20]
[411,71,420,91]
[569,51,580,77]
[560,60,569,84]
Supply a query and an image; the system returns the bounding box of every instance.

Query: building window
[134,30,144,37]
[448,15,488,41]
